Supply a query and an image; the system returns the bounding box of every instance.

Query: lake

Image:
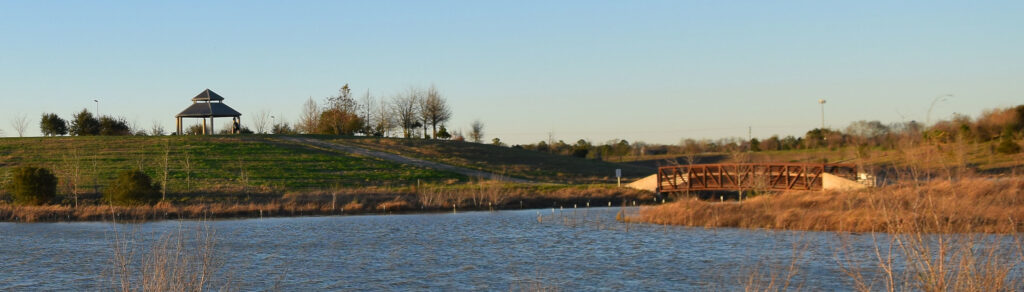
[0,207,1007,291]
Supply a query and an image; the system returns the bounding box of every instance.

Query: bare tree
[375,97,393,137]
[424,85,453,139]
[417,89,431,139]
[250,110,271,134]
[392,90,421,138]
[469,120,484,143]
[151,120,167,136]
[360,90,376,135]
[298,97,320,134]
[10,114,29,137]
[60,145,83,207]
[161,139,171,201]
[183,148,193,192]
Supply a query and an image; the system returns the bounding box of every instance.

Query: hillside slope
[320,136,654,183]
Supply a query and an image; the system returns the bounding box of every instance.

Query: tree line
[262,84,485,142]
[513,104,1024,161]
[38,109,133,136]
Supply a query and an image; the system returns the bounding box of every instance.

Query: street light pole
[818,99,826,129]
[93,99,100,117]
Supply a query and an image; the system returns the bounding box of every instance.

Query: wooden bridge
[657,163,858,193]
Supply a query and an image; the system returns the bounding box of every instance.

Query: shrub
[6,166,57,205]
[106,170,160,205]
[996,138,1021,154]
[996,127,1021,154]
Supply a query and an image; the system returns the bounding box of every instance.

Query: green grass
[319,136,654,183]
[0,135,463,196]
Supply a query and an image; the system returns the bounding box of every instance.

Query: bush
[996,127,1021,154]
[997,138,1021,154]
[105,170,160,205]
[6,166,58,205]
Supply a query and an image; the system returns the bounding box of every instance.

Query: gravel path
[277,136,531,183]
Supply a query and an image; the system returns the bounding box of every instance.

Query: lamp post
[818,99,826,129]
[271,115,276,134]
[93,99,100,117]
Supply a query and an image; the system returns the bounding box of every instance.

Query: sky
[1,1,1022,145]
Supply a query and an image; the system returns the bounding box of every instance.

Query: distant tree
[360,90,376,135]
[150,121,166,136]
[373,97,394,137]
[7,166,58,205]
[417,90,431,139]
[251,110,271,134]
[186,124,204,135]
[572,139,591,158]
[491,137,504,146]
[469,120,484,143]
[40,113,68,136]
[272,122,297,135]
[392,91,421,138]
[423,85,452,139]
[436,125,451,140]
[535,140,550,152]
[749,138,761,152]
[298,97,320,134]
[317,84,365,135]
[10,114,30,137]
[69,109,101,136]
[761,135,781,151]
[98,116,131,136]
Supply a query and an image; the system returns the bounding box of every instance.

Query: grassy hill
[318,136,653,183]
[0,135,654,198]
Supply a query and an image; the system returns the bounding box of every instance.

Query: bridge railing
[657,163,857,193]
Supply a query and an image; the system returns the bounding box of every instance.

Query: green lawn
[0,135,463,195]
[320,136,654,183]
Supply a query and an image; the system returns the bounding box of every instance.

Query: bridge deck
[657,163,857,193]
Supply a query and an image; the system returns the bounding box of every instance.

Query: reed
[109,221,229,291]
[634,176,1024,233]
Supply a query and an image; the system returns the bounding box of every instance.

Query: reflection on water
[0,207,951,290]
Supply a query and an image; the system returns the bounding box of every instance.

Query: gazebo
[175,89,242,135]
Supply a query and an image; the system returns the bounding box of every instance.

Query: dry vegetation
[634,176,1024,233]
[0,183,654,222]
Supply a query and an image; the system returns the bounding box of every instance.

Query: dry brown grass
[634,177,1024,233]
[0,184,654,222]
[109,222,228,291]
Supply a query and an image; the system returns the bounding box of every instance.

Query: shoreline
[630,176,1024,234]
[0,185,656,223]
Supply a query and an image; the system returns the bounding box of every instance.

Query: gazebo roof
[192,89,225,102]
[176,102,242,118]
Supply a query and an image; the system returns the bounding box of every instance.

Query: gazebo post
[211,117,215,135]
[202,118,207,135]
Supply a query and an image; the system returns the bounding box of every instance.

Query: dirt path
[276,136,531,183]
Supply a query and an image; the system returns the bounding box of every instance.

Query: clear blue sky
[2,1,1022,144]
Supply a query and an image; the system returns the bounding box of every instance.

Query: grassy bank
[633,176,1024,233]
[0,183,654,222]
[325,136,653,183]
